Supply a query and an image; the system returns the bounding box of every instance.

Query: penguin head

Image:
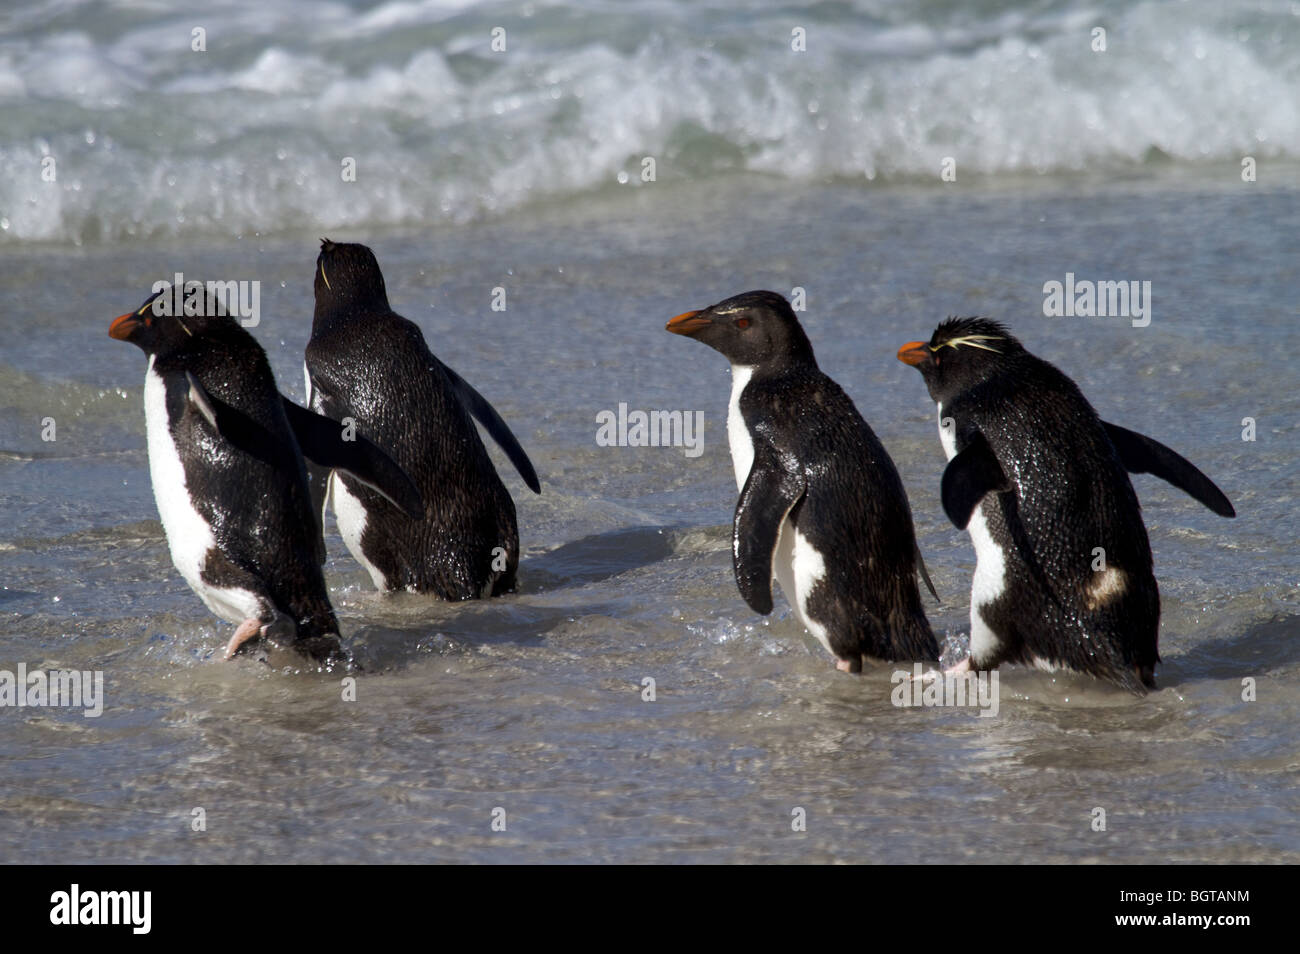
[315,239,390,317]
[666,290,815,368]
[109,289,228,356]
[897,317,1020,403]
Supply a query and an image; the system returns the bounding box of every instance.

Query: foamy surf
[2,0,1297,243]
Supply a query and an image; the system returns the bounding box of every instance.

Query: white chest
[727,365,755,491]
[143,360,261,624]
[937,404,1007,654]
[144,357,216,593]
[329,471,389,590]
[937,401,957,461]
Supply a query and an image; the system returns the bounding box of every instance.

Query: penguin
[110,289,422,663]
[898,317,1235,691]
[667,291,940,672]
[305,240,541,599]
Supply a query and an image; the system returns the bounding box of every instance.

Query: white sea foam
[2,0,1296,243]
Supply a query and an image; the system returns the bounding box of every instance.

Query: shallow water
[2,169,1297,863]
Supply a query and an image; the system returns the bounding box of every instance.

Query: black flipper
[941,433,1012,530]
[185,373,288,467]
[185,372,220,432]
[915,543,940,603]
[183,375,422,520]
[184,374,329,564]
[302,457,332,565]
[733,446,806,615]
[442,363,541,494]
[1104,422,1235,517]
[281,397,424,519]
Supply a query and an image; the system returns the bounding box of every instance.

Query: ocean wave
[1,0,1296,243]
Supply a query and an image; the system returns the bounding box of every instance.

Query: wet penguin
[110,289,422,663]
[898,318,1235,691]
[667,291,939,671]
[306,240,541,598]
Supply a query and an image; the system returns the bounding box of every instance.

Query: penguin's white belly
[143,358,261,624]
[329,471,389,590]
[771,518,831,656]
[938,402,1006,658]
[965,503,1006,658]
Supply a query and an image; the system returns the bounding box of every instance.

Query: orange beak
[666,310,710,336]
[897,341,929,366]
[109,312,141,341]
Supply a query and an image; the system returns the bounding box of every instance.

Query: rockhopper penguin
[110,289,422,663]
[898,317,1235,691]
[668,290,940,672]
[306,240,541,599]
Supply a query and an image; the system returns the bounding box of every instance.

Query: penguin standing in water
[898,318,1235,691]
[667,291,939,671]
[306,240,540,599]
[110,289,421,663]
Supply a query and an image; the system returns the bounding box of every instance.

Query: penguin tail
[884,609,942,664]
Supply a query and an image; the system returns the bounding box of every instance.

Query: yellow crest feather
[932,334,1002,354]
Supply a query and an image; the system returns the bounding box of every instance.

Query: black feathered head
[108,287,241,357]
[666,290,816,369]
[315,239,391,317]
[898,317,1021,403]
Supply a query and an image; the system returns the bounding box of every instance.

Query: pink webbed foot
[223,618,263,660]
[912,655,973,684]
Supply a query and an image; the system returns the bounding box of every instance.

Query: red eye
[736,318,750,329]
